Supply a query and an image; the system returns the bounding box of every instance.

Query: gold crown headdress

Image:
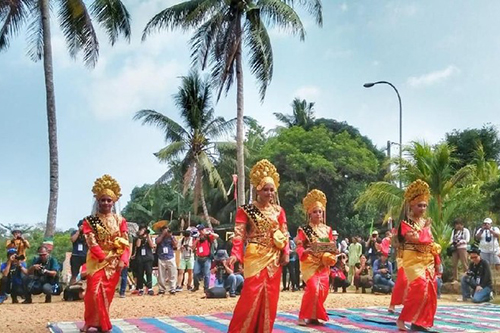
[303,189,327,213]
[92,174,122,202]
[250,159,280,190]
[404,179,430,205]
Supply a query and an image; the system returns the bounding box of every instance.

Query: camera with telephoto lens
[15,255,25,261]
[466,270,475,277]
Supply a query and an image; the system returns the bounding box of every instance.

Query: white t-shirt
[450,228,470,249]
[476,227,500,254]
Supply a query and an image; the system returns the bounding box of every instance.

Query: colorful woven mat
[47,304,500,332]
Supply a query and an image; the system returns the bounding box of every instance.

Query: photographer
[460,248,492,303]
[6,229,30,257]
[475,218,500,268]
[366,231,381,266]
[449,218,470,281]
[69,220,88,285]
[135,225,155,296]
[331,253,350,293]
[372,252,394,294]
[24,246,60,303]
[192,225,219,292]
[0,248,28,303]
[177,230,195,291]
[155,226,178,295]
[211,250,243,297]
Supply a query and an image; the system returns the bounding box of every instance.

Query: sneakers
[138,290,144,296]
[169,289,176,295]
[230,293,236,298]
[148,289,155,296]
[119,293,126,298]
[191,287,199,292]
[158,290,165,296]
[187,286,193,291]
[175,286,183,292]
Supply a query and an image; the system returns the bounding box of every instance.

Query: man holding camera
[69,220,88,285]
[135,225,155,296]
[212,250,243,297]
[475,218,500,268]
[177,230,195,291]
[24,246,60,303]
[6,229,30,257]
[366,230,381,266]
[372,252,394,293]
[460,248,492,303]
[155,226,178,295]
[449,218,470,281]
[0,248,28,303]
[192,224,219,292]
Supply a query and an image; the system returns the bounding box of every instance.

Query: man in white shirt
[475,218,500,269]
[450,218,470,281]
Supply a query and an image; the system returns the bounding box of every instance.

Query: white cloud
[293,86,321,100]
[87,58,183,120]
[340,3,348,12]
[407,65,461,87]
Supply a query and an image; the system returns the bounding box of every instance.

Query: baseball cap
[484,218,493,224]
[7,248,17,255]
[332,230,339,236]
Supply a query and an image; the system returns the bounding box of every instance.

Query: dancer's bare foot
[297,319,307,326]
[79,325,88,332]
[309,319,322,325]
[388,305,395,314]
[397,319,407,331]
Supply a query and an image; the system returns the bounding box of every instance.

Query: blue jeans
[194,257,211,290]
[373,274,395,289]
[120,267,128,295]
[437,277,443,298]
[215,274,244,294]
[461,275,492,303]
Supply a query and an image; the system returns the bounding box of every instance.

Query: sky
[1,1,500,231]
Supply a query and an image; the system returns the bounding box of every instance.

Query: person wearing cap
[372,251,394,293]
[6,229,30,258]
[155,226,178,295]
[227,160,289,333]
[212,250,243,297]
[24,245,60,303]
[365,230,381,266]
[396,180,441,332]
[70,220,88,285]
[475,218,500,268]
[0,248,28,303]
[460,248,492,303]
[296,189,336,326]
[192,225,219,292]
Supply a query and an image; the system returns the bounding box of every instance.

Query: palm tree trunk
[235,17,245,207]
[200,189,212,229]
[41,0,58,238]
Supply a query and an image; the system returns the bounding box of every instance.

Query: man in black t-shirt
[24,246,60,303]
[135,225,155,296]
[70,220,88,284]
[460,248,492,303]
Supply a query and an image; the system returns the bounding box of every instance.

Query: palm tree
[274,97,316,129]
[1,0,131,237]
[142,0,323,206]
[134,70,234,228]
[355,142,473,235]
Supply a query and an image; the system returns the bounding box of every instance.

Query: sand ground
[0,289,458,332]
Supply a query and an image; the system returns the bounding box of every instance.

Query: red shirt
[195,234,215,257]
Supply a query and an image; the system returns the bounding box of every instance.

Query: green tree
[258,125,381,236]
[142,0,323,206]
[446,125,500,168]
[1,0,131,237]
[274,98,316,130]
[134,71,234,228]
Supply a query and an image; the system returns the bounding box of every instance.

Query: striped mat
[47,304,500,332]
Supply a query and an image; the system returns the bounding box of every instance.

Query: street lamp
[364,81,403,188]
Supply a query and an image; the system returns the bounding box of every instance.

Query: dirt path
[0,291,458,332]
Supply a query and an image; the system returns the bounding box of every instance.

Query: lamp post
[364,81,403,188]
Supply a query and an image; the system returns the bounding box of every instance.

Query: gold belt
[403,243,432,253]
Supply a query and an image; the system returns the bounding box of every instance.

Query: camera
[466,270,475,277]
[15,255,25,261]
[41,268,48,275]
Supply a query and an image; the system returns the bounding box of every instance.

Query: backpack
[205,286,227,299]
[372,284,392,294]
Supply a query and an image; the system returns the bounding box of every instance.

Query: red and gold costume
[82,175,130,332]
[296,190,337,322]
[390,245,408,307]
[398,180,441,329]
[228,160,289,333]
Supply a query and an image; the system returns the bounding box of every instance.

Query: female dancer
[228,159,289,333]
[296,189,337,326]
[81,175,130,332]
[397,179,441,332]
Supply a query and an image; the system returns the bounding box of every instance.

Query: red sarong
[84,268,121,331]
[299,268,330,321]
[390,266,408,306]
[228,267,281,333]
